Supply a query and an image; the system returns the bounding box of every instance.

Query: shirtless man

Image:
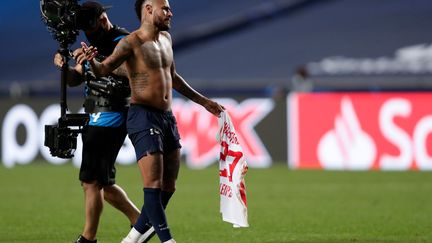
[79,0,224,242]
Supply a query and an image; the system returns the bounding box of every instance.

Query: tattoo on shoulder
[114,38,131,54]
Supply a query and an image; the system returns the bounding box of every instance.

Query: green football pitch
[1,162,432,243]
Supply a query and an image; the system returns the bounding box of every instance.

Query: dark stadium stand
[1,0,432,96]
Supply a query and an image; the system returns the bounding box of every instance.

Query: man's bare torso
[124,30,174,110]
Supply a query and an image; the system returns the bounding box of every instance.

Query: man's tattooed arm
[84,37,132,77]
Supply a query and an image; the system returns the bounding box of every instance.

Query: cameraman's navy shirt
[85,25,130,128]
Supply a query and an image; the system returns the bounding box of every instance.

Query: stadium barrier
[0,97,285,169]
[3,92,432,170]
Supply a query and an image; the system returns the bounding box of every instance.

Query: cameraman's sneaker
[138,226,156,243]
[74,235,96,243]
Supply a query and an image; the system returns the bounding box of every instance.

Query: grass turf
[0,162,431,242]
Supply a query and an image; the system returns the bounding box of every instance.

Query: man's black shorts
[79,124,127,186]
[127,104,181,161]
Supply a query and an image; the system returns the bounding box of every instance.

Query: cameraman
[53,2,141,243]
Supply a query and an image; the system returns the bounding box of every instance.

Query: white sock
[137,226,155,242]
[121,227,142,243]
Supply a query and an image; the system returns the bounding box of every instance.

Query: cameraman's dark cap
[81,1,112,17]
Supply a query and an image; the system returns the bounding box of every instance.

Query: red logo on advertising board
[173,98,274,168]
[288,93,432,170]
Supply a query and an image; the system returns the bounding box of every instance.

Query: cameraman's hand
[54,49,86,67]
[53,52,64,68]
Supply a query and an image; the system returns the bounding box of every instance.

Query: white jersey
[217,111,249,227]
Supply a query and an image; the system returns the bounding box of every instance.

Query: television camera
[40,0,107,158]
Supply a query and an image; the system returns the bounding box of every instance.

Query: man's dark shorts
[79,124,127,186]
[127,104,182,161]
